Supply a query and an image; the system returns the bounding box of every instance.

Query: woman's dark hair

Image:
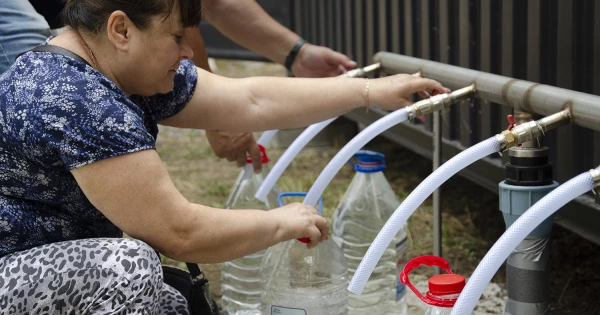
[61,0,202,33]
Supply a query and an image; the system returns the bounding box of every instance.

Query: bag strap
[155,250,204,279]
[24,44,91,67]
[186,262,203,279]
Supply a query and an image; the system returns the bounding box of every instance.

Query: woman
[0,0,449,313]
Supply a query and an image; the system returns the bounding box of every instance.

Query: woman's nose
[182,46,193,60]
[180,37,194,60]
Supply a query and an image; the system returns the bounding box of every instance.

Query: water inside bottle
[332,153,408,315]
[222,163,280,315]
[261,239,349,315]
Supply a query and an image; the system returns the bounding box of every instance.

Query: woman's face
[120,5,194,96]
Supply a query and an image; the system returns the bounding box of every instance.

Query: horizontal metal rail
[374,52,600,132]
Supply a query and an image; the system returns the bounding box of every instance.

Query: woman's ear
[106,10,132,51]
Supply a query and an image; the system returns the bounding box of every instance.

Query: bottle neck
[426,292,460,309]
[244,163,270,175]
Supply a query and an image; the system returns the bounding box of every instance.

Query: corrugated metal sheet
[199,0,293,60]
[293,0,600,181]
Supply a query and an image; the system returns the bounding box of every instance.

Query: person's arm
[70,149,328,263]
[187,27,212,70]
[201,0,356,77]
[160,67,448,132]
[185,27,260,169]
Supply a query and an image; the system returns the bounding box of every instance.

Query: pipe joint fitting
[407,94,450,120]
[495,133,510,151]
[511,121,542,145]
[407,85,476,121]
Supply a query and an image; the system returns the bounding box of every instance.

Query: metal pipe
[537,108,572,134]
[500,147,556,315]
[373,52,600,131]
[492,110,572,314]
[433,111,442,274]
[341,62,382,78]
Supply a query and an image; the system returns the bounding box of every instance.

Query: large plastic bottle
[400,256,472,315]
[222,145,280,315]
[331,150,408,315]
[261,193,349,315]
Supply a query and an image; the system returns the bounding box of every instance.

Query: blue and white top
[0,48,198,258]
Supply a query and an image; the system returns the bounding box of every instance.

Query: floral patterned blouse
[0,48,197,258]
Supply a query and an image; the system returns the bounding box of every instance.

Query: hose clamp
[590,168,600,195]
[497,130,515,151]
[406,104,419,121]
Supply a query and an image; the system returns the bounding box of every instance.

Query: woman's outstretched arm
[160,68,448,132]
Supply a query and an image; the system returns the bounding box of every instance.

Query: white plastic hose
[450,172,595,315]
[255,118,337,202]
[348,136,501,295]
[303,108,409,207]
[238,130,279,182]
[257,130,278,147]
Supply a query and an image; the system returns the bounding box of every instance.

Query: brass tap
[496,108,572,152]
[339,63,382,78]
[406,85,476,121]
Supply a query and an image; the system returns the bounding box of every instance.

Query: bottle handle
[246,144,270,163]
[277,192,323,244]
[400,255,456,308]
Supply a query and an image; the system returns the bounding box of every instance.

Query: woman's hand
[268,202,329,249]
[370,74,451,111]
[205,130,263,172]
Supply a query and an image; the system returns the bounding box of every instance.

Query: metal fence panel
[201,0,600,244]
[288,0,600,244]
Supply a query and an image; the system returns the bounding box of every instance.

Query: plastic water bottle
[400,256,473,315]
[331,150,408,314]
[261,193,349,315]
[222,145,280,315]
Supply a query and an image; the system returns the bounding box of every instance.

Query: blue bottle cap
[349,150,386,173]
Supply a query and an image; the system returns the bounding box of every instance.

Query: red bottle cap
[428,274,466,296]
[246,144,270,164]
[400,256,462,308]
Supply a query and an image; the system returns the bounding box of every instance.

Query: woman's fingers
[305,212,329,248]
[404,77,447,96]
[371,74,451,111]
[418,90,430,99]
[236,153,246,167]
[272,203,329,248]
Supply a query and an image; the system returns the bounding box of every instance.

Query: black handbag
[162,263,220,315]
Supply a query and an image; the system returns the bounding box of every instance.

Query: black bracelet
[285,39,307,71]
